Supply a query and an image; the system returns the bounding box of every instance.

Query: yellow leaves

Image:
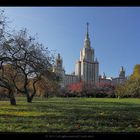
[0,108,62,118]
[1,110,45,117]
[131,64,140,80]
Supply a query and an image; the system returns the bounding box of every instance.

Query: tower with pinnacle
[75,23,99,84]
[119,66,125,79]
[53,53,65,87]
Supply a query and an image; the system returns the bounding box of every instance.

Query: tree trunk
[46,92,49,98]
[10,97,16,105]
[28,94,34,103]
[9,90,16,105]
[28,80,38,102]
[44,92,49,98]
[27,94,32,103]
[27,97,32,103]
[27,79,38,103]
[24,86,32,103]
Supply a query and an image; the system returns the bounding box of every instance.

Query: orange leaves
[68,81,84,93]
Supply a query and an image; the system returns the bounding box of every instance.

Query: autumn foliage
[28,76,60,98]
[68,81,84,93]
[115,64,140,98]
[65,81,115,97]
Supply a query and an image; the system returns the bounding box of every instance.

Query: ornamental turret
[119,66,125,78]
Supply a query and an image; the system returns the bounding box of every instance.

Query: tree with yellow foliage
[115,64,140,98]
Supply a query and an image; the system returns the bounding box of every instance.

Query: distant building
[99,73,112,84]
[112,66,126,85]
[99,66,126,85]
[53,23,126,87]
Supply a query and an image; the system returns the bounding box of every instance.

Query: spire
[58,53,61,59]
[120,66,124,72]
[103,72,106,79]
[119,66,125,78]
[86,22,89,39]
[84,22,90,48]
[55,53,62,68]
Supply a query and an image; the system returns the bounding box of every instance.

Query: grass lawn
[0,97,140,132]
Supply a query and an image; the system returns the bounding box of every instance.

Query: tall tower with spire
[75,23,99,84]
[53,53,65,87]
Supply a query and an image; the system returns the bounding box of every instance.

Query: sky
[1,7,140,78]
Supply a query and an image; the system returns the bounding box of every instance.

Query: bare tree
[0,9,58,104]
[0,9,17,105]
[9,29,55,102]
[0,64,17,105]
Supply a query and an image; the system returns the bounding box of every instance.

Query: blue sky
[2,7,140,78]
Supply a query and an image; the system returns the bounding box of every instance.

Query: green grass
[0,97,140,132]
